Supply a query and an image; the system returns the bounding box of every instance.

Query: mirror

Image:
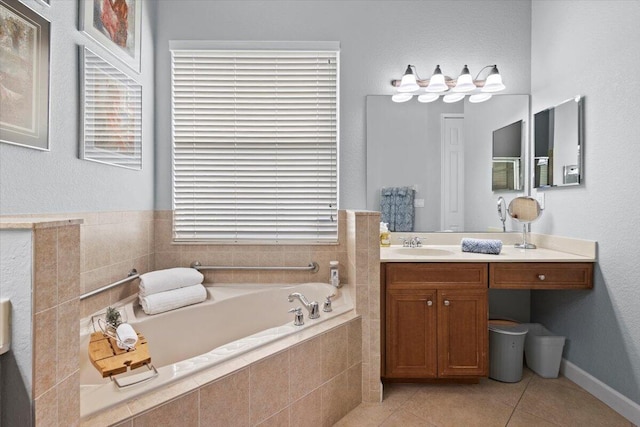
[492,120,524,191]
[534,96,584,188]
[508,196,542,249]
[366,94,529,232]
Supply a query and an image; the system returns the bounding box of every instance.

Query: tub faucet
[288,292,320,319]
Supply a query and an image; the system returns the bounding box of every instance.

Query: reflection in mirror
[508,196,542,249]
[534,96,584,187]
[366,94,529,232]
[492,120,523,191]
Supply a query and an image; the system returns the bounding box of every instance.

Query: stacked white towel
[139,267,204,297]
[138,268,207,315]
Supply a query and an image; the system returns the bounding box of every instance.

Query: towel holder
[80,269,139,301]
[190,261,319,273]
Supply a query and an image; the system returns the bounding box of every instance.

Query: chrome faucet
[288,292,320,319]
[400,236,423,248]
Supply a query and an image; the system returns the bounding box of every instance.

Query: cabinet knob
[538,274,546,281]
[426,300,433,306]
[444,300,450,306]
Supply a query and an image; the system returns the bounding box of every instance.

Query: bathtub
[79,282,353,418]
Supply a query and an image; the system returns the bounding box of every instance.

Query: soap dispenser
[380,222,391,247]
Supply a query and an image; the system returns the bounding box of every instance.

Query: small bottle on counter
[329,260,340,288]
[380,222,391,247]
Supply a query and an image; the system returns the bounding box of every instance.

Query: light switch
[414,199,425,208]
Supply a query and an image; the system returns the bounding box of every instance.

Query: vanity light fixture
[390,63,506,103]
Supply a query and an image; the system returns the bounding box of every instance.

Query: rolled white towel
[115,323,138,350]
[139,267,204,297]
[139,284,208,315]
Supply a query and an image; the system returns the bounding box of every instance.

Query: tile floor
[335,370,634,426]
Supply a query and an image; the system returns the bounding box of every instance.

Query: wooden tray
[88,331,151,378]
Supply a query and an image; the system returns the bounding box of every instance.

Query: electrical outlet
[414,198,425,208]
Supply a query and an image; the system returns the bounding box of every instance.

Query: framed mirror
[534,96,584,188]
[366,94,529,232]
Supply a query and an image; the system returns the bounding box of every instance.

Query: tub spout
[288,292,320,319]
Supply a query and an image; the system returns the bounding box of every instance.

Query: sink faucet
[288,292,320,319]
[400,237,423,248]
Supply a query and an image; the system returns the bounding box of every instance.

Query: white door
[441,114,465,232]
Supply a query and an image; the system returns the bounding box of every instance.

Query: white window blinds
[171,45,339,243]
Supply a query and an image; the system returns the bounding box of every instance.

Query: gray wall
[0,0,156,215]
[154,0,533,210]
[531,0,640,404]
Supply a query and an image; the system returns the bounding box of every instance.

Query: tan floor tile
[333,402,394,427]
[381,410,437,427]
[464,369,534,407]
[401,385,515,427]
[507,408,557,426]
[517,378,633,426]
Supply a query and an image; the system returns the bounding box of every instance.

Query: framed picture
[79,0,141,73]
[80,46,142,170]
[0,0,50,151]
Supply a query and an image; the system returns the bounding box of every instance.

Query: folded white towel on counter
[115,323,138,350]
[461,238,503,255]
[139,267,204,297]
[139,284,208,315]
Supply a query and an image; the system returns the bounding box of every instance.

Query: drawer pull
[426,300,433,306]
[538,274,546,281]
[443,300,450,306]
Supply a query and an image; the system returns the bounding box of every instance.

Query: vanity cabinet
[383,263,488,380]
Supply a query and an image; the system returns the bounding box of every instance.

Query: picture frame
[79,0,141,73]
[80,46,142,170]
[0,0,50,151]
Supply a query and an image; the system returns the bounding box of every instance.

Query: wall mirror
[534,95,584,188]
[366,94,530,232]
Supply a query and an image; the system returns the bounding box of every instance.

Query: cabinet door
[437,289,488,377]
[386,288,438,378]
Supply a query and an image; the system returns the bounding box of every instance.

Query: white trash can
[488,322,529,383]
[521,323,566,378]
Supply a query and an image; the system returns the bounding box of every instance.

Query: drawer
[490,263,593,289]
[386,263,488,289]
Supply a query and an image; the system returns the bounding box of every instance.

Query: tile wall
[31,223,81,427]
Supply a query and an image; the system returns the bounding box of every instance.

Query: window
[170,42,339,243]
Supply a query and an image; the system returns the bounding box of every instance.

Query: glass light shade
[391,93,413,103]
[469,93,492,103]
[481,73,505,92]
[443,93,465,103]
[417,93,439,103]
[425,73,448,93]
[452,66,476,93]
[397,73,419,93]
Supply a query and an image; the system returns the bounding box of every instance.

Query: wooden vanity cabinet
[383,263,488,380]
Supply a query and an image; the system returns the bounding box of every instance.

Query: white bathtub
[79,282,353,418]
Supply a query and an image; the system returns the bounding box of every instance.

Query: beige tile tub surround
[1,218,82,427]
[152,210,348,285]
[346,211,382,403]
[81,317,363,427]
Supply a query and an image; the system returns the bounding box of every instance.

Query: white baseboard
[560,359,640,425]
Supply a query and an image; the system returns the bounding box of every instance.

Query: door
[437,289,488,377]
[386,288,438,378]
[441,114,465,231]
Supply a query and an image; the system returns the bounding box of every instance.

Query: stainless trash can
[488,321,528,383]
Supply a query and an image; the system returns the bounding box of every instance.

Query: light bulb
[481,65,505,92]
[397,65,419,93]
[452,65,476,93]
[425,65,449,93]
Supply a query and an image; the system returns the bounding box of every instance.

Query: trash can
[488,321,529,383]
[521,323,566,378]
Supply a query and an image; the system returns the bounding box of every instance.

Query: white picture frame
[80,46,142,170]
[79,0,141,73]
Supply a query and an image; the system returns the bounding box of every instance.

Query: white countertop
[380,244,596,263]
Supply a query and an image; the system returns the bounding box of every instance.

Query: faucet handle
[323,293,335,312]
[288,307,304,326]
[414,237,422,247]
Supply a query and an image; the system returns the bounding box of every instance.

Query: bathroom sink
[389,247,454,257]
